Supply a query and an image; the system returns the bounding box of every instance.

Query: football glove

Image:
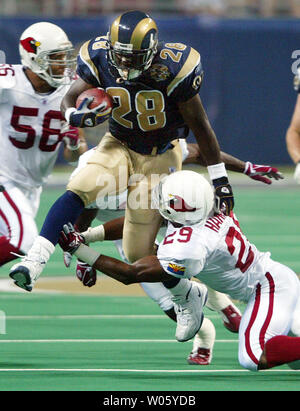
[63,251,73,268]
[61,122,81,151]
[76,260,97,287]
[244,162,283,184]
[68,97,111,128]
[294,163,300,184]
[59,223,85,254]
[213,177,234,215]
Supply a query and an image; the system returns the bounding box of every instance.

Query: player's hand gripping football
[59,223,85,254]
[213,177,234,215]
[244,162,284,184]
[68,96,111,128]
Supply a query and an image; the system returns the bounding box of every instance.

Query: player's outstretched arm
[59,223,170,284]
[185,144,283,184]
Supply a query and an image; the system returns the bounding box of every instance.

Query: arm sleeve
[159,257,204,279]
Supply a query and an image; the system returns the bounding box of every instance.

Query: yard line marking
[4,313,221,320]
[5,314,168,320]
[0,339,238,343]
[0,368,297,373]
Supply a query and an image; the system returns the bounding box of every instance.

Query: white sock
[27,236,55,263]
[168,279,191,302]
[193,317,216,352]
[206,286,232,312]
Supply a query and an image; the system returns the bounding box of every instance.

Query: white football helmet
[152,170,214,226]
[19,22,76,88]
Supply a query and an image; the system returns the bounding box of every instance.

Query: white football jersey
[0,64,70,189]
[157,212,272,302]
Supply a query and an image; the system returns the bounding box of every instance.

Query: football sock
[0,236,23,266]
[40,191,84,245]
[164,307,177,322]
[205,286,232,311]
[194,318,216,351]
[264,335,300,368]
[162,277,181,289]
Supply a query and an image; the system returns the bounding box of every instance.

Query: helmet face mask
[152,171,215,226]
[107,11,158,81]
[35,48,77,87]
[19,22,76,88]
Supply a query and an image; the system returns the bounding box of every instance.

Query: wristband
[65,107,76,123]
[207,162,228,180]
[65,142,82,151]
[81,225,105,243]
[74,244,101,266]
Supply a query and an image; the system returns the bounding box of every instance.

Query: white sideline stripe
[4,313,221,320]
[5,314,167,320]
[0,368,297,373]
[0,339,238,343]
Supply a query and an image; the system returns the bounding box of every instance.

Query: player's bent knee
[67,163,128,207]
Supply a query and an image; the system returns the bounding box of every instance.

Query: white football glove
[294,163,300,184]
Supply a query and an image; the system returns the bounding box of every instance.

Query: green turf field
[0,180,299,391]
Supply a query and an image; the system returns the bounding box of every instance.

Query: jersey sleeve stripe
[79,40,101,85]
[167,48,200,97]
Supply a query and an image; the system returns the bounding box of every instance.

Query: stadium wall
[1,16,299,165]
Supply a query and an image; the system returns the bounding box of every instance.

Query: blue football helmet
[108,10,158,81]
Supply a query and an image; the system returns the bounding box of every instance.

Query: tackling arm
[95,254,171,285]
[185,143,283,184]
[58,223,171,284]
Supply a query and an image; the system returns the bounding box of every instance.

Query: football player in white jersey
[59,170,300,371]
[0,22,87,266]
[61,142,283,366]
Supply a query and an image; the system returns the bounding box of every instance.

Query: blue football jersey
[77,36,203,153]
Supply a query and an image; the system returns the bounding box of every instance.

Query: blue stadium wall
[1,15,299,165]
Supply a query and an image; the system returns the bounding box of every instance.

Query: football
[76,88,114,111]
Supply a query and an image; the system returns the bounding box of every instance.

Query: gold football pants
[67,133,182,262]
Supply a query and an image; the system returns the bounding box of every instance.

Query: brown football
[76,88,113,111]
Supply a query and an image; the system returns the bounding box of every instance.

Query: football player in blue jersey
[8,11,269,294]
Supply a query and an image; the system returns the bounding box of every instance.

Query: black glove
[213,177,234,215]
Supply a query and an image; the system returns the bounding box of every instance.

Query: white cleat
[173,282,208,342]
[9,235,54,292]
[9,259,45,292]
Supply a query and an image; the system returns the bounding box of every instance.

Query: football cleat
[172,282,208,342]
[187,348,212,365]
[9,259,45,292]
[220,304,242,333]
[9,236,54,292]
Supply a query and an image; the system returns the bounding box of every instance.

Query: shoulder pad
[79,36,108,85]
[0,64,17,89]
[166,46,201,96]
